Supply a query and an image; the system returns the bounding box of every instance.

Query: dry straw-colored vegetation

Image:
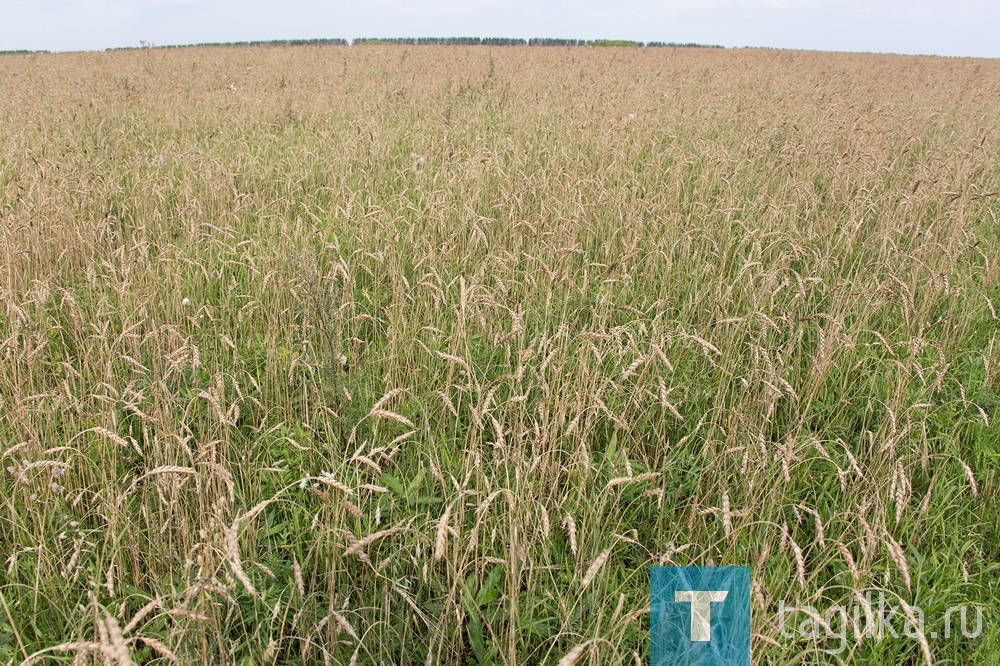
[1,44,998,664]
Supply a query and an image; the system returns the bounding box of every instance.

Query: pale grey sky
[0,0,997,58]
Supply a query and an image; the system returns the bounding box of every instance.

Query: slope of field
[1,45,998,664]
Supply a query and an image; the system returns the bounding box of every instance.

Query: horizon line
[2,37,995,61]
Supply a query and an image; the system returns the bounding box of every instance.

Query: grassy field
[0,45,998,664]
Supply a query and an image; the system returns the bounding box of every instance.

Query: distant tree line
[2,37,726,56]
[108,38,349,51]
[251,38,348,47]
[102,37,724,52]
[353,37,723,48]
[353,37,512,46]
[646,41,722,48]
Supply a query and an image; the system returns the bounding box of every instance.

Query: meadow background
[0,45,998,664]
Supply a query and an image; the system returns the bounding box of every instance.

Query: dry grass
[0,44,998,664]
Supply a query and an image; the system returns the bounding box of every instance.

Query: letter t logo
[674,590,729,641]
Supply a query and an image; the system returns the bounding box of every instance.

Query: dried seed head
[581,546,613,590]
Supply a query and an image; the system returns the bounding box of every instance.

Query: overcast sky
[1,0,997,58]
